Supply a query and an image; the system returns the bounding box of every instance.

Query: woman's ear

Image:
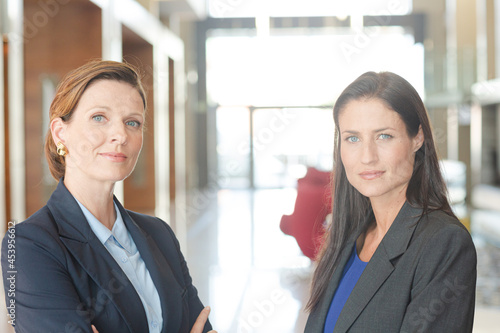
[50,117,66,145]
[413,125,424,152]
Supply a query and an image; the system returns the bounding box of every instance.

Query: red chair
[280,167,332,260]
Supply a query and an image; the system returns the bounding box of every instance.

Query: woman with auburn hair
[1,60,215,333]
[305,72,476,332]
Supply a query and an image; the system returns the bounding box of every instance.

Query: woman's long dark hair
[306,71,455,312]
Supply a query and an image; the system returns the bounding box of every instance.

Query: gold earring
[56,142,67,156]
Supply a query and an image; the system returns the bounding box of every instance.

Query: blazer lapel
[332,246,394,333]
[333,202,423,333]
[306,233,359,333]
[47,180,149,333]
[116,202,185,333]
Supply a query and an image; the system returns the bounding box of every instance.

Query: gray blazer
[305,202,477,333]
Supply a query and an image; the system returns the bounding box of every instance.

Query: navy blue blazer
[305,202,477,333]
[1,180,212,333]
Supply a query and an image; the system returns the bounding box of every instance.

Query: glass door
[252,106,334,188]
[216,105,334,189]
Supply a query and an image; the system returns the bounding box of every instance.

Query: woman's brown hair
[307,71,454,312]
[45,60,146,180]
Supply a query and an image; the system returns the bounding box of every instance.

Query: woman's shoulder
[124,210,184,260]
[420,209,468,232]
[6,205,59,238]
[125,209,175,236]
[2,205,68,263]
[415,208,475,250]
[408,208,477,284]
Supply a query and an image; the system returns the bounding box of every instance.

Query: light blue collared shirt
[76,199,163,333]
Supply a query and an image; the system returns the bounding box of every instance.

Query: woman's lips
[359,170,385,180]
[99,152,127,162]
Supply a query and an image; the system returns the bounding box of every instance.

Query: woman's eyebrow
[374,127,395,132]
[85,106,110,113]
[341,130,359,134]
[341,127,395,134]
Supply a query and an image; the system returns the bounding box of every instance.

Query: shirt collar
[75,199,134,254]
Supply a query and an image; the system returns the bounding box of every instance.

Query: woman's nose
[110,123,127,145]
[360,141,378,164]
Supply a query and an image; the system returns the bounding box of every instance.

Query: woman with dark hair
[1,60,215,333]
[305,72,476,332]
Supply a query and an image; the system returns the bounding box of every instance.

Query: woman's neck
[369,191,407,235]
[357,193,406,262]
[63,175,117,230]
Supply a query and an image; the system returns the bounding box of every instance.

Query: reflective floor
[187,188,311,332]
[0,188,499,332]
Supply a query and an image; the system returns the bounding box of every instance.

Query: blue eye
[346,136,359,143]
[92,115,104,122]
[379,133,393,140]
[126,120,141,128]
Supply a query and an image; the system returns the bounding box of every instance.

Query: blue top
[323,244,368,332]
[76,199,163,333]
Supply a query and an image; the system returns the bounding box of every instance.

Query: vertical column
[101,0,124,202]
[446,0,458,92]
[195,20,209,188]
[494,0,500,78]
[447,105,459,161]
[457,0,476,199]
[485,0,496,79]
[497,105,500,182]
[445,0,459,161]
[174,56,188,252]
[153,49,170,223]
[470,102,482,188]
[476,0,488,82]
[8,0,25,221]
[249,107,254,189]
[0,12,6,231]
[101,0,122,61]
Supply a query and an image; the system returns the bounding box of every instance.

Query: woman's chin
[95,171,133,184]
